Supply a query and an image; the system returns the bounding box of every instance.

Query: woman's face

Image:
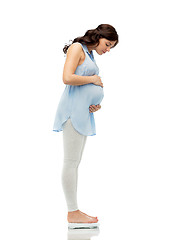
[95,38,117,55]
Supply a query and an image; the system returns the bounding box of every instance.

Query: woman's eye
[106,44,110,47]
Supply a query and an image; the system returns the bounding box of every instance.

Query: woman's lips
[102,51,106,54]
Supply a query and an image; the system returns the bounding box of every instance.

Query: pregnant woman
[53,24,118,229]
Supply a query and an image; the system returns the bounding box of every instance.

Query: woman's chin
[96,50,103,55]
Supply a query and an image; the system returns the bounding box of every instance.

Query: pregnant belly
[80,83,104,105]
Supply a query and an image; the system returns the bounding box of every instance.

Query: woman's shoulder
[67,42,84,53]
[66,42,85,61]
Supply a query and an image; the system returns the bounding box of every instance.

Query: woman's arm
[63,43,94,86]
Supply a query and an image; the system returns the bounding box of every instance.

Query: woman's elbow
[63,77,67,84]
[63,75,71,84]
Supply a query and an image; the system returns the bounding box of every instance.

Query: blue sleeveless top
[52,42,104,136]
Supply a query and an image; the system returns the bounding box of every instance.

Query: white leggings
[61,118,87,212]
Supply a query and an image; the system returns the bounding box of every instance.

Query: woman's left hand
[89,104,101,113]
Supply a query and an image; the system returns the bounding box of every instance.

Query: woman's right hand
[92,75,104,87]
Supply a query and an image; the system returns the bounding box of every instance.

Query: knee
[64,158,80,168]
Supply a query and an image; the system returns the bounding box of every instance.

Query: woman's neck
[87,45,95,54]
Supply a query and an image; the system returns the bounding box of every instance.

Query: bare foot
[68,210,98,223]
[79,210,98,220]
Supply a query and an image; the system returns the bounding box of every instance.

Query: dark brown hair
[63,24,119,54]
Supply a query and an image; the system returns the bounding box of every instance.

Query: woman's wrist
[90,75,95,84]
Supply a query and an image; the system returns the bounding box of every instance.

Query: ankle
[68,210,79,215]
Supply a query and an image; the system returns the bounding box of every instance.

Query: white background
[0,0,187,239]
